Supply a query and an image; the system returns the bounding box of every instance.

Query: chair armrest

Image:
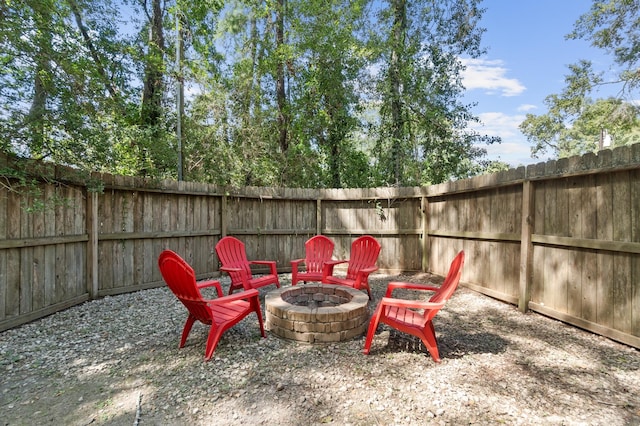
[197,279,223,298]
[290,258,304,267]
[250,260,277,274]
[358,266,378,275]
[350,266,379,289]
[322,260,348,280]
[209,288,260,305]
[250,260,276,265]
[379,296,445,311]
[385,281,439,298]
[325,260,347,266]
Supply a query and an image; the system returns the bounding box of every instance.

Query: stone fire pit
[264,284,369,344]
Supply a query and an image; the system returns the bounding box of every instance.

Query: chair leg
[421,321,441,363]
[204,325,224,361]
[180,316,196,348]
[363,305,383,354]
[252,298,267,338]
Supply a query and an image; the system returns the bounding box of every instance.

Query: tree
[286,0,369,188]
[520,0,640,159]
[521,94,640,158]
[370,0,498,186]
[0,0,137,170]
[1,0,498,189]
[569,0,640,95]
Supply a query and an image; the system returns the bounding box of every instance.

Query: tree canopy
[519,0,640,159]
[1,0,501,188]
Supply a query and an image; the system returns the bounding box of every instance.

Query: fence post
[86,188,99,299]
[421,196,430,272]
[518,180,534,312]
[221,193,228,238]
[316,198,322,235]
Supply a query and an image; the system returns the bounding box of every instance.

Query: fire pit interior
[265,284,369,344]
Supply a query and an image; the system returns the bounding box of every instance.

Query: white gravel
[1,273,639,425]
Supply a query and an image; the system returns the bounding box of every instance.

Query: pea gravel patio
[1,273,639,425]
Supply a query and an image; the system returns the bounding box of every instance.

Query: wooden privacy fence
[1,145,639,350]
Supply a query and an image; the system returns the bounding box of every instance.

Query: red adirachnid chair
[158,249,266,361]
[215,236,280,294]
[291,235,335,285]
[363,251,465,362]
[322,235,381,299]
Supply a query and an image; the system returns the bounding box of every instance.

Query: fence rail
[1,146,639,350]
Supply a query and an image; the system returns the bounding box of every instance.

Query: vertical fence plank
[581,174,598,323]
[20,189,33,315]
[612,171,632,333]
[421,197,429,273]
[44,185,56,307]
[596,172,614,328]
[31,187,45,311]
[87,191,99,298]
[632,169,640,337]
[6,190,21,317]
[519,181,534,312]
[556,178,569,313]
[567,177,583,318]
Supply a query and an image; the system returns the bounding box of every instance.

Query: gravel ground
[1,272,639,426]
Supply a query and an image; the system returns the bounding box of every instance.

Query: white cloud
[461,58,526,97]
[473,112,526,139]
[470,111,538,166]
[517,104,538,112]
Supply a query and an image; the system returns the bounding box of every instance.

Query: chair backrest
[304,235,335,273]
[346,235,381,280]
[158,250,212,323]
[428,250,465,305]
[215,236,252,281]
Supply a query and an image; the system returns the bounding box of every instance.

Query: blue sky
[463,0,617,167]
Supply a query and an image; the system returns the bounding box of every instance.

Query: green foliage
[521,0,640,159]
[568,0,640,92]
[1,0,499,190]
[370,0,498,186]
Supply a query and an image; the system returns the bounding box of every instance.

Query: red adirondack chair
[322,235,381,299]
[158,250,266,361]
[291,235,335,286]
[215,236,280,294]
[363,250,465,362]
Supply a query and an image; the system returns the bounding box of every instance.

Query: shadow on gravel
[375,327,509,360]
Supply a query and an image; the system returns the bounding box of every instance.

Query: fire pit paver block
[265,284,369,344]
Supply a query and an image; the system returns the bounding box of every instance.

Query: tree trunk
[276,0,288,153]
[140,0,165,127]
[67,0,119,99]
[389,0,406,186]
[27,4,53,157]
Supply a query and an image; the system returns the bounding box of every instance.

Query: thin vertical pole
[175,9,184,181]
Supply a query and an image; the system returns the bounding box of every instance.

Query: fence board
[612,171,632,333]
[1,147,639,346]
[632,170,640,337]
[556,178,570,313]
[580,175,598,322]
[596,172,614,328]
[477,192,491,286]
